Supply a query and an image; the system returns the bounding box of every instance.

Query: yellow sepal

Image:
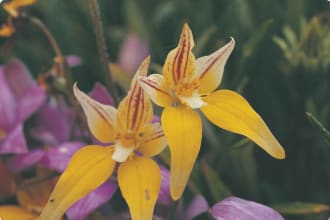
[201,90,285,159]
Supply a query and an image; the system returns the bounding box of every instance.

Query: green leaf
[193,25,217,56]
[272,202,330,215]
[123,0,149,37]
[201,160,232,202]
[306,112,330,146]
[242,19,274,58]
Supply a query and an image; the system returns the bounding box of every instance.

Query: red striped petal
[163,23,196,86]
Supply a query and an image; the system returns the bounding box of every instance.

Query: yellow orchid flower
[139,23,286,200]
[39,57,167,220]
[2,0,37,17]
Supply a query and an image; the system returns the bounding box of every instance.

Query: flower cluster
[36,23,285,220]
[0,18,287,219]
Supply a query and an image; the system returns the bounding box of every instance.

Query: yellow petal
[73,83,117,143]
[0,23,15,37]
[161,106,202,200]
[139,74,174,107]
[118,157,161,220]
[139,122,167,157]
[163,23,196,86]
[201,90,285,159]
[117,58,153,134]
[39,145,115,220]
[3,0,37,17]
[196,38,235,93]
[0,205,37,220]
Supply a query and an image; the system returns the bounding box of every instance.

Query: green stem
[89,0,118,105]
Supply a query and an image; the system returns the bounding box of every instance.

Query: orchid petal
[118,34,149,74]
[3,59,36,100]
[210,196,284,220]
[117,57,153,134]
[178,90,206,109]
[139,123,167,157]
[139,74,174,107]
[0,67,16,130]
[163,23,196,86]
[89,82,114,105]
[112,143,134,163]
[157,165,171,205]
[161,106,202,200]
[196,38,235,93]
[17,85,45,122]
[3,0,36,17]
[30,104,70,145]
[7,149,45,173]
[5,0,37,9]
[152,115,160,123]
[21,89,46,121]
[3,59,45,121]
[65,55,82,67]
[41,141,85,172]
[184,195,209,220]
[201,90,285,159]
[0,205,37,220]
[0,124,28,154]
[118,157,161,220]
[39,145,115,220]
[66,180,117,220]
[73,84,117,143]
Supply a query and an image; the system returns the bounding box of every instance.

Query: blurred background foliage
[1,0,330,219]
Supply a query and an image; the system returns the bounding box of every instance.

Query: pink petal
[16,85,46,122]
[118,34,149,74]
[210,197,284,220]
[30,104,71,145]
[89,82,114,105]
[2,59,45,122]
[157,166,172,205]
[6,149,45,173]
[152,115,160,123]
[40,141,85,172]
[66,180,117,220]
[65,55,82,67]
[184,195,209,220]
[0,67,17,130]
[0,124,28,154]
[2,59,35,99]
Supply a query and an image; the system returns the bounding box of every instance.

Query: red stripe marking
[182,33,191,79]
[172,46,181,83]
[140,79,171,96]
[82,94,113,131]
[199,40,233,79]
[132,88,144,131]
[144,132,164,143]
[126,82,138,130]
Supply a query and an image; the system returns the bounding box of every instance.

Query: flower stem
[89,0,118,105]
[29,16,90,142]
[29,16,73,87]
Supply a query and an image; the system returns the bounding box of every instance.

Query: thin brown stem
[29,16,89,142]
[89,0,118,105]
[29,16,73,87]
